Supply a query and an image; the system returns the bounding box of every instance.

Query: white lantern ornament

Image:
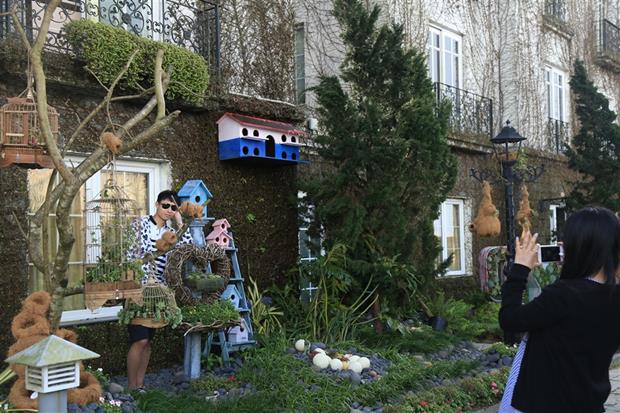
[329,358,343,371]
[295,339,306,352]
[348,360,363,374]
[312,353,331,369]
[359,357,371,369]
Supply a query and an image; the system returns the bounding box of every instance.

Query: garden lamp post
[491,120,526,345]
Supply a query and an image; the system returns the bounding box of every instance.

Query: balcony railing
[434,82,493,140]
[546,118,570,154]
[0,0,220,74]
[599,18,620,67]
[544,0,567,22]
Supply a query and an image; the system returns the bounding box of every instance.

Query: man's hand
[514,231,540,270]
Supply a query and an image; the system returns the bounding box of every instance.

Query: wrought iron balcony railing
[544,0,567,23]
[599,18,620,65]
[546,117,570,154]
[434,82,493,140]
[0,0,220,74]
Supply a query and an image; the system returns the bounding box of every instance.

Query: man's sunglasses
[161,203,178,211]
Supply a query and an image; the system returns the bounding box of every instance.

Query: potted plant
[117,301,183,329]
[186,271,225,292]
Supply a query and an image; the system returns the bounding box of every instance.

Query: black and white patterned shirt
[128,215,193,284]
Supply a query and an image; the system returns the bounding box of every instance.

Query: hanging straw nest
[516,184,534,235]
[469,180,501,237]
[9,378,37,410]
[163,243,231,306]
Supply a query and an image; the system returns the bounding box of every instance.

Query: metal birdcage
[130,271,181,328]
[83,166,142,288]
[0,95,57,168]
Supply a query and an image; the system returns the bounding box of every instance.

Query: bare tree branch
[154,49,166,120]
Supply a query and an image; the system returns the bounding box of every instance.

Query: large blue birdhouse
[217,113,307,165]
[178,180,213,220]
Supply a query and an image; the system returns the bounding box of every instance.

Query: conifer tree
[566,60,620,211]
[302,0,456,326]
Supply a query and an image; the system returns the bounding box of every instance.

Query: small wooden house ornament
[221,284,242,310]
[5,335,99,413]
[212,218,231,232]
[217,112,306,164]
[206,227,232,247]
[227,318,249,344]
[177,180,213,220]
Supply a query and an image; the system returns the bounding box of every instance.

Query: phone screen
[540,245,562,262]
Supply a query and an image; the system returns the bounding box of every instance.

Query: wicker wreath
[163,243,231,305]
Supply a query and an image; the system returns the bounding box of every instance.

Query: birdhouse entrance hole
[266,135,275,157]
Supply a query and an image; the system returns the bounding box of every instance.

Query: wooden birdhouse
[212,218,231,232]
[5,335,99,413]
[220,284,242,310]
[0,96,57,168]
[206,227,232,247]
[217,112,307,164]
[227,318,249,344]
[177,180,213,220]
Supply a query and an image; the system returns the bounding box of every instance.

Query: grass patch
[353,324,460,354]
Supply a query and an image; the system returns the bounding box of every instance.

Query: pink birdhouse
[212,218,231,232]
[206,227,233,247]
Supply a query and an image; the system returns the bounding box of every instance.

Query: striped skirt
[499,335,528,413]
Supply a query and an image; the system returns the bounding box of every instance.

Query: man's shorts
[127,324,156,343]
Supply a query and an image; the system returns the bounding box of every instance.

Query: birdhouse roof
[178,180,213,199]
[5,335,100,367]
[221,284,241,297]
[217,113,306,137]
[206,227,233,240]
[212,219,231,229]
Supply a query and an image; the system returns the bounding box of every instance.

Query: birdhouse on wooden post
[177,180,213,220]
[217,112,307,164]
[212,218,231,232]
[5,335,100,413]
[0,96,57,168]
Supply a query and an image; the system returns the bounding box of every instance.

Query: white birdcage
[83,164,143,289]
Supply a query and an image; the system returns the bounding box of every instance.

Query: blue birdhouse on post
[177,180,212,220]
[217,112,307,164]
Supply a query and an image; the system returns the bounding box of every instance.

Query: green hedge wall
[64,20,209,105]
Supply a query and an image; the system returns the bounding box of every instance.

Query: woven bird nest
[163,244,231,305]
[129,274,181,328]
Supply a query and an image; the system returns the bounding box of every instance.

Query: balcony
[544,0,567,22]
[0,0,220,74]
[597,19,620,71]
[434,82,493,141]
[545,118,570,154]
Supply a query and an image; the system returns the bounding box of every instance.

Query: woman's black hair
[560,206,620,284]
[156,190,180,205]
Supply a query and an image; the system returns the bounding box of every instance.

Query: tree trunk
[372,291,384,334]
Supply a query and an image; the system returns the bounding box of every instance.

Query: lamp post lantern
[492,120,526,345]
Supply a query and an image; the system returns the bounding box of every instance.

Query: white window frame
[434,198,466,276]
[40,156,171,325]
[427,25,463,89]
[545,65,569,122]
[549,202,566,243]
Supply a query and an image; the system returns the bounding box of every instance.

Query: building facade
[293,0,620,286]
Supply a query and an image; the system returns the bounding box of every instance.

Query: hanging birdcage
[0,95,57,168]
[129,273,182,328]
[83,167,143,308]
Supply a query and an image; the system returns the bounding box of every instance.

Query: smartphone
[538,244,564,263]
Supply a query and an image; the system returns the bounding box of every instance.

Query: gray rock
[121,403,134,413]
[438,350,449,359]
[486,353,500,362]
[412,355,425,363]
[108,382,124,394]
[350,409,363,413]
[68,404,80,413]
[350,372,362,385]
[172,372,189,385]
[287,348,297,354]
[502,356,513,366]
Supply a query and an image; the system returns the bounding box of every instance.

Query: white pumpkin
[349,360,363,374]
[329,358,343,371]
[359,357,371,369]
[349,355,360,363]
[314,348,326,354]
[295,339,306,352]
[312,353,331,369]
